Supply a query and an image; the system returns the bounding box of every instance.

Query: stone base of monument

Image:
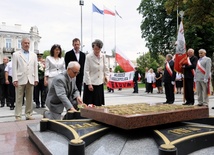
[28,118,214,155]
[27,104,213,155]
[80,104,209,129]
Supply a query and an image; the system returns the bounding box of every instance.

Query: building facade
[0,22,41,63]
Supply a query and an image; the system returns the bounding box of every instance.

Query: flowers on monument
[77,104,87,109]
[96,103,195,115]
[38,61,45,79]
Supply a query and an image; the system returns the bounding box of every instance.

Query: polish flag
[115,48,135,72]
[174,21,188,73]
[103,6,115,16]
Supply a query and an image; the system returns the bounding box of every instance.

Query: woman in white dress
[44,44,65,89]
[146,68,156,93]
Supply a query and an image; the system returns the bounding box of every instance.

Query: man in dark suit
[65,38,85,95]
[163,54,176,104]
[133,67,139,93]
[44,61,84,120]
[0,56,9,107]
[182,49,198,105]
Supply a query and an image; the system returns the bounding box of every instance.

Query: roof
[0,23,28,34]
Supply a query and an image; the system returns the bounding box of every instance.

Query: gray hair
[92,39,103,49]
[21,37,30,43]
[199,49,206,53]
[166,54,173,59]
[188,48,194,53]
[67,61,80,69]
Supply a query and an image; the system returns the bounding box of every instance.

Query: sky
[0,0,148,60]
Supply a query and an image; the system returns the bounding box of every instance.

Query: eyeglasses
[71,69,79,75]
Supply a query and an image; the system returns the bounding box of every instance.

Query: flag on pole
[115,48,135,72]
[174,21,187,73]
[115,10,122,18]
[92,3,103,15]
[103,6,115,16]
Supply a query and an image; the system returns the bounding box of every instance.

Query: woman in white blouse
[146,68,156,93]
[83,39,109,106]
[44,44,65,89]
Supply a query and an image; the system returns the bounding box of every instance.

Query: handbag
[152,82,156,88]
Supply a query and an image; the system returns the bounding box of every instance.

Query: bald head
[3,56,9,64]
[67,61,80,78]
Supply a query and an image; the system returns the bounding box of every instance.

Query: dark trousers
[164,82,174,103]
[184,78,194,104]
[34,78,45,106]
[7,76,15,107]
[133,81,138,93]
[76,82,83,96]
[145,78,148,92]
[147,83,153,93]
[0,83,8,105]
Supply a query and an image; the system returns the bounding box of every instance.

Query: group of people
[163,48,212,107]
[0,37,109,121]
[136,48,212,108]
[0,37,213,121]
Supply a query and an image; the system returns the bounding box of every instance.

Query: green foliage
[137,52,165,75]
[114,66,125,73]
[164,0,214,58]
[137,0,177,58]
[42,50,65,59]
[137,0,214,70]
[42,50,50,59]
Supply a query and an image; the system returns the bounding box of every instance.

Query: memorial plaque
[154,122,214,155]
[80,103,209,129]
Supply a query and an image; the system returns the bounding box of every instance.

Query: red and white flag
[103,6,115,16]
[174,21,188,73]
[115,48,135,72]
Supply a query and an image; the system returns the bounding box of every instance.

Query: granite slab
[81,103,209,129]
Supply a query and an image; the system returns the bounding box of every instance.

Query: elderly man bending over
[44,61,84,119]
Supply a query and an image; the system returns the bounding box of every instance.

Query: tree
[43,50,50,59]
[42,50,65,59]
[164,0,214,58]
[137,0,177,58]
[114,66,124,73]
[136,52,165,76]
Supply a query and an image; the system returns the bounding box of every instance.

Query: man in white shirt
[5,57,15,110]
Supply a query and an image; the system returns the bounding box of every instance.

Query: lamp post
[79,0,84,52]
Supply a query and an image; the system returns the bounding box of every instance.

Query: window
[5,38,12,48]
[17,40,21,49]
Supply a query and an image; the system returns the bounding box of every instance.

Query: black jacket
[183,56,198,79]
[0,63,6,84]
[163,60,176,83]
[64,49,85,84]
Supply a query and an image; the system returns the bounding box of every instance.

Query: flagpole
[91,10,93,43]
[103,8,105,52]
[80,0,84,52]
[114,6,117,68]
[179,10,185,103]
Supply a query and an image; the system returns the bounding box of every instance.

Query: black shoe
[168,102,173,104]
[182,102,189,105]
[212,107,214,109]
[197,103,203,106]
[41,105,45,108]
[10,106,15,110]
[36,105,40,108]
